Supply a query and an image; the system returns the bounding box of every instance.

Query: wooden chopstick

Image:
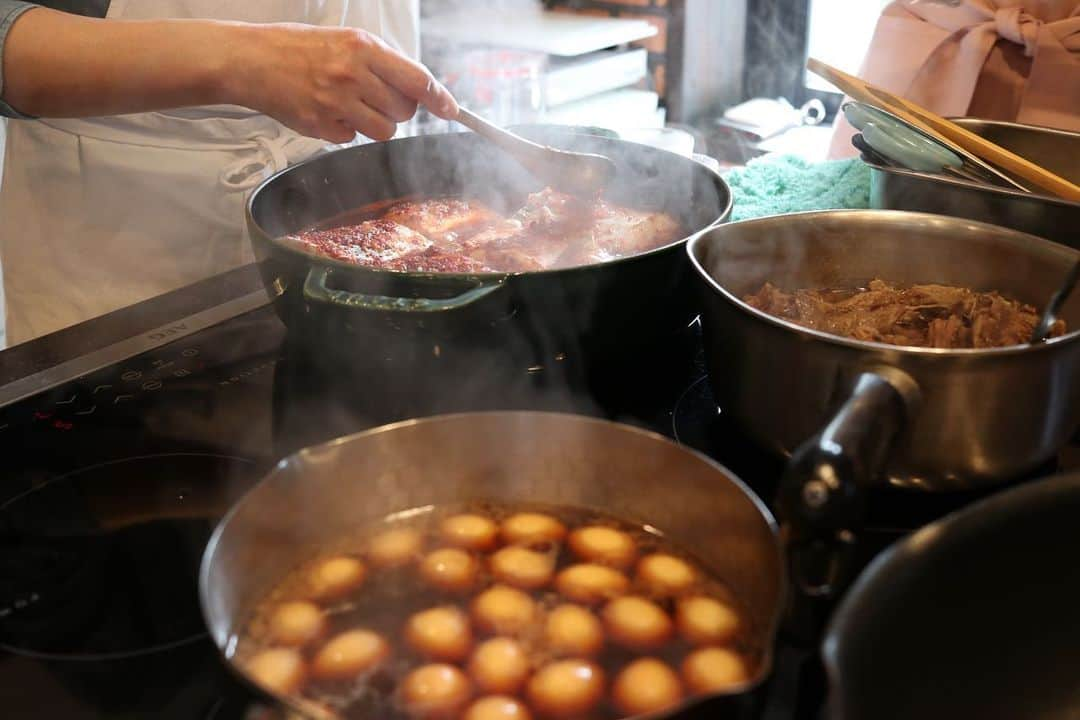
[808,58,1080,202]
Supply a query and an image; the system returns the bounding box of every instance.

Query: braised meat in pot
[279,221,434,267]
[283,188,683,274]
[744,279,1067,349]
[381,198,501,244]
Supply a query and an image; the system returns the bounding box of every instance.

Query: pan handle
[303,267,506,313]
[779,367,920,605]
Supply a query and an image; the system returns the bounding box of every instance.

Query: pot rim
[198,410,785,720]
[687,209,1080,359]
[865,161,1080,210]
[245,133,733,282]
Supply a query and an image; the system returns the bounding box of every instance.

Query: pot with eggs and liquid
[200,412,784,720]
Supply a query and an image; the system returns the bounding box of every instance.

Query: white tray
[423,6,657,57]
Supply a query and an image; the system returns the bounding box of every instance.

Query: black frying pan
[245,129,731,375]
[824,471,1080,719]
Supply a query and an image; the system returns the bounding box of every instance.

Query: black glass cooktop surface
[1,266,1075,719]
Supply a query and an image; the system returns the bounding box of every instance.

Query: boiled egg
[500,513,566,546]
[246,648,306,695]
[405,606,474,662]
[554,563,629,605]
[468,637,531,694]
[612,658,683,716]
[420,548,479,593]
[400,663,473,719]
[567,526,636,569]
[463,696,533,720]
[602,596,673,651]
[525,659,605,718]
[309,555,366,601]
[311,629,390,680]
[543,604,604,657]
[676,595,741,646]
[636,553,697,597]
[268,601,326,647]
[489,546,555,590]
[681,647,751,694]
[470,585,537,636]
[440,514,498,552]
[369,527,424,568]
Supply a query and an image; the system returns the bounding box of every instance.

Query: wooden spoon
[455,107,616,196]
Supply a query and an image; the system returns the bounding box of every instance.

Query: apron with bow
[0,0,419,346]
[829,0,1080,158]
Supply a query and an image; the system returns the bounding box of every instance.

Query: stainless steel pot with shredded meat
[688,210,1080,598]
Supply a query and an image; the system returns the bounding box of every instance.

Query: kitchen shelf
[423,5,657,57]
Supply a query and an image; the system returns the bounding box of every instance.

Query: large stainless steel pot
[688,210,1080,597]
[246,129,731,374]
[199,412,784,719]
[824,471,1080,720]
[866,119,1080,251]
[689,210,1080,487]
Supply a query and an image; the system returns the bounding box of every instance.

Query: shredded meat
[744,279,1067,349]
[284,188,683,274]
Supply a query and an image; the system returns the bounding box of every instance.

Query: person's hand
[230,23,459,143]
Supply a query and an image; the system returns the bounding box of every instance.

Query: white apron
[0,0,419,347]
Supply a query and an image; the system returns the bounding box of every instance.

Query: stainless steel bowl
[688,209,1080,491]
[689,209,1080,603]
[199,411,785,719]
[867,119,1080,251]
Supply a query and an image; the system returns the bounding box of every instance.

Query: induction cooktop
[1,265,1074,719]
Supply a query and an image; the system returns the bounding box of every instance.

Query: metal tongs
[1032,258,1080,343]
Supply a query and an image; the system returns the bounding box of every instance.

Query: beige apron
[0,0,419,346]
[828,0,1080,158]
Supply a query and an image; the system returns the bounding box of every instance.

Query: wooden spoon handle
[455,107,550,165]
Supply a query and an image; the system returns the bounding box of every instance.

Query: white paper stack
[545,49,648,108]
[542,89,662,129]
[423,4,661,131]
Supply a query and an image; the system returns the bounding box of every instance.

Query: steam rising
[252,128,726,454]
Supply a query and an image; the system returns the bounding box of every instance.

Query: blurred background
[0,0,894,172]
[411,0,891,166]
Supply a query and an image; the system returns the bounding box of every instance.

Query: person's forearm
[1,7,238,117]
[0,7,456,141]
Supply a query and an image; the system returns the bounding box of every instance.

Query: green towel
[722,154,870,222]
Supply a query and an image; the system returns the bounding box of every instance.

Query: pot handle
[779,367,920,602]
[303,267,505,313]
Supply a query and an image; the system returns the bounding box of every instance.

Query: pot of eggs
[199,412,784,720]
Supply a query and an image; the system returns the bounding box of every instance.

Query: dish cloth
[723,154,870,222]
